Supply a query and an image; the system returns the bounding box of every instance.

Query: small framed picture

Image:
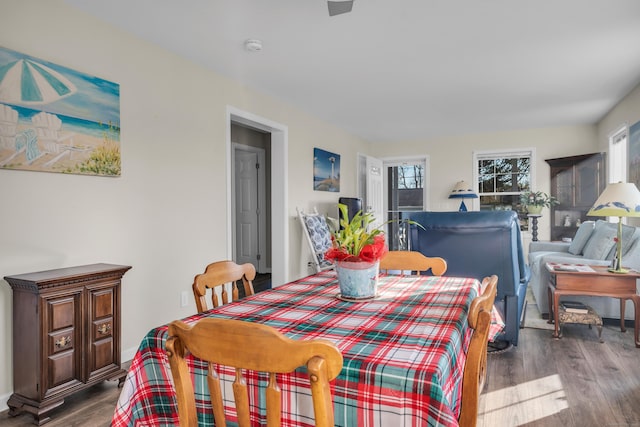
[313,148,340,192]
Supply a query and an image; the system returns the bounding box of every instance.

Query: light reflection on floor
[478,374,568,426]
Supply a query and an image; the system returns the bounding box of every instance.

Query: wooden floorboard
[1,325,639,426]
[481,324,640,427]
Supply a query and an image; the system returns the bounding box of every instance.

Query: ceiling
[63,0,640,142]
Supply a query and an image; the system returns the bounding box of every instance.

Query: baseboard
[0,392,9,414]
[122,345,138,364]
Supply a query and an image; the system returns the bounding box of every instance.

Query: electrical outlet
[180,291,189,307]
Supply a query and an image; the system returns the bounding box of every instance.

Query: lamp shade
[587,182,640,218]
[448,180,478,199]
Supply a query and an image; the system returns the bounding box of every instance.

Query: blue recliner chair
[402,210,530,346]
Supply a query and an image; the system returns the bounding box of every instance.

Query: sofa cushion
[605,222,637,259]
[582,220,617,260]
[568,221,595,255]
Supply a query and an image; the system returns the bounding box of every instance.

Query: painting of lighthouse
[313,147,340,192]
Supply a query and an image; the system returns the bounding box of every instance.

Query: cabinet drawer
[92,318,113,340]
[49,329,75,355]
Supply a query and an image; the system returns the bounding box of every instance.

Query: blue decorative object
[448,180,478,212]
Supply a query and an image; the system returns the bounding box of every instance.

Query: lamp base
[608,267,629,274]
[459,200,468,212]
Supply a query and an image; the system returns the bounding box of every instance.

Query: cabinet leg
[6,394,63,426]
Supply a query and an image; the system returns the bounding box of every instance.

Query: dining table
[111,270,503,427]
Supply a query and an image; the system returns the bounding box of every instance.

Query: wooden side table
[545,263,640,347]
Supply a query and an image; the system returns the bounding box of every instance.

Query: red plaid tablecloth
[112,272,498,427]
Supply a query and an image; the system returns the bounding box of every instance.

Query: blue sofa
[402,210,531,346]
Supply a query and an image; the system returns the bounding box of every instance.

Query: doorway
[227,107,288,286]
[232,139,268,273]
[358,154,429,250]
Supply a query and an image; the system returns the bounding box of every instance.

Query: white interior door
[234,145,266,272]
[365,155,384,230]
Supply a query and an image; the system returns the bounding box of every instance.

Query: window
[609,126,627,184]
[474,149,535,230]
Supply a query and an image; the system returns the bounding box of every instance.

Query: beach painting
[0,46,120,176]
[313,147,340,192]
[630,120,640,188]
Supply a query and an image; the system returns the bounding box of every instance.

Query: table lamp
[448,180,478,212]
[587,182,640,273]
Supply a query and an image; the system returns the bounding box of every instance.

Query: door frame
[232,143,267,273]
[227,106,288,286]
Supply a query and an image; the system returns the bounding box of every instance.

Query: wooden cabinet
[4,263,131,425]
[546,153,606,241]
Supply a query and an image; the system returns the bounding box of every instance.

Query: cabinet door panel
[92,289,114,319]
[44,292,82,393]
[87,285,118,377]
[93,338,115,371]
[49,297,75,331]
[48,351,76,388]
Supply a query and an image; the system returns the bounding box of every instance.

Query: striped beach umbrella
[0,59,77,105]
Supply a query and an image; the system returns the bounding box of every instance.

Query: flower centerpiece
[519,190,559,214]
[325,204,422,300]
[325,204,388,300]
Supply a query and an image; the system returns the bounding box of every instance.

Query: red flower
[324,235,388,263]
[325,247,351,262]
[353,235,388,263]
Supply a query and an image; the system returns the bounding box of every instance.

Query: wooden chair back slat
[207,366,226,427]
[166,318,343,427]
[380,251,448,276]
[192,260,256,313]
[458,275,498,427]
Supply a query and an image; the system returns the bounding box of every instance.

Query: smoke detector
[244,39,263,52]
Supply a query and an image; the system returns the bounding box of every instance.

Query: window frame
[608,125,628,184]
[473,148,536,228]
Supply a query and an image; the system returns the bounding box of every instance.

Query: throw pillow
[303,214,332,263]
[604,222,637,260]
[568,221,595,255]
[582,220,617,260]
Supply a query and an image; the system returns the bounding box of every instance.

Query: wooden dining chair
[192,260,256,313]
[379,250,447,276]
[458,275,498,427]
[165,318,344,427]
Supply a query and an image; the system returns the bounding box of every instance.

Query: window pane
[479,175,494,193]
[476,152,533,231]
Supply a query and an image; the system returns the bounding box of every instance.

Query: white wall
[0,0,368,408]
[596,82,640,226]
[597,82,640,151]
[369,125,600,241]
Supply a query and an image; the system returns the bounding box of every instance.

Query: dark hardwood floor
[2,322,639,426]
